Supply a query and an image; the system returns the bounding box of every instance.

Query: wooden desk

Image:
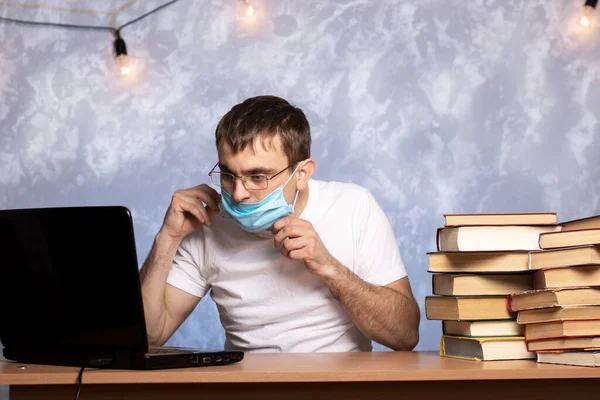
[2,351,600,400]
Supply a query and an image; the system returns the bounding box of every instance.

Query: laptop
[0,206,243,369]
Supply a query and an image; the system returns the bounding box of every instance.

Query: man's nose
[232,178,252,202]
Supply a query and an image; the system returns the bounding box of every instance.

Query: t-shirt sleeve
[166,232,210,298]
[353,189,407,286]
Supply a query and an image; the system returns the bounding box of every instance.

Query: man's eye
[250,175,266,182]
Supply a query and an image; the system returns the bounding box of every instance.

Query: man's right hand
[160,184,221,241]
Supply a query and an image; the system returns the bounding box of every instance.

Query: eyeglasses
[208,162,294,191]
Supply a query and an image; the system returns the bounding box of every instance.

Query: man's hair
[215,95,311,165]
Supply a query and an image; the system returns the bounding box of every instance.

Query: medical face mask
[219,162,303,233]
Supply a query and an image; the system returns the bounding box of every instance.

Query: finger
[287,248,307,261]
[175,195,211,227]
[273,218,312,243]
[277,216,311,231]
[198,184,222,211]
[196,183,220,199]
[272,216,297,232]
[188,186,220,213]
[274,224,308,248]
[280,237,309,258]
[175,190,212,218]
[180,198,210,227]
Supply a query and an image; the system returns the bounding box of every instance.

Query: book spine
[436,227,442,252]
[507,295,515,312]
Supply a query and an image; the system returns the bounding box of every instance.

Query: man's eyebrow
[218,163,232,172]
[218,164,276,175]
[243,167,276,175]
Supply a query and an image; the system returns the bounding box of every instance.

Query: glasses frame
[208,162,295,191]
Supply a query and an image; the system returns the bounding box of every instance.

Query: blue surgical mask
[219,162,303,233]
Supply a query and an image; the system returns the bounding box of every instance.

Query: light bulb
[580,1,598,27]
[117,54,132,76]
[243,0,254,16]
[580,15,591,27]
[113,34,132,76]
[580,5,593,27]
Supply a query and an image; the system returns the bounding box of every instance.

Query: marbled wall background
[1,1,600,378]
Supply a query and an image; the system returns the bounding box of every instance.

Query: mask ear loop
[283,160,305,187]
[292,189,300,209]
[286,160,305,211]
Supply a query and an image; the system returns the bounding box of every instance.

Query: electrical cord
[0,15,114,32]
[0,0,182,35]
[75,366,84,400]
[117,0,179,32]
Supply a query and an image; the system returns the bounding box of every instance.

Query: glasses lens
[219,173,236,189]
[209,173,222,187]
[209,171,270,191]
[243,175,268,190]
[211,172,236,189]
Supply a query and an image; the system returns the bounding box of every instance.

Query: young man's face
[217,134,299,203]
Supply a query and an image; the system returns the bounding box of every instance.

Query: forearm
[322,263,420,351]
[139,231,181,344]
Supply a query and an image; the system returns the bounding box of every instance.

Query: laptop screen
[0,206,148,356]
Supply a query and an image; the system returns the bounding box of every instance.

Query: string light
[113,32,131,76]
[0,0,182,77]
[580,0,598,27]
[244,0,255,17]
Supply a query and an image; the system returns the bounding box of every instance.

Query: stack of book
[508,215,600,367]
[425,212,561,361]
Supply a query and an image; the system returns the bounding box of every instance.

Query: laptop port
[215,356,222,362]
[190,355,200,364]
[222,356,230,362]
[202,357,211,364]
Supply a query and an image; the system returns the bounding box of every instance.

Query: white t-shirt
[166,179,407,353]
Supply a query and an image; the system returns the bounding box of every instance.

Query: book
[539,229,600,250]
[433,274,532,296]
[437,225,560,252]
[560,215,600,232]
[442,320,523,337]
[528,246,600,270]
[428,251,530,273]
[525,320,600,341]
[509,287,600,312]
[443,212,557,227]
[440,335,535,361]
[425,296,515,320]
[527,336,600,352]
[537,351,600,367]
[518,306,600,325]
[533,265,600,289]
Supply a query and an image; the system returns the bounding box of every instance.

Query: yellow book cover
[440,335,534,361]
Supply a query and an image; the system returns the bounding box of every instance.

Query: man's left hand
[272,216,338,278]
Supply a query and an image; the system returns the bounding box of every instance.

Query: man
[140,95,420,352]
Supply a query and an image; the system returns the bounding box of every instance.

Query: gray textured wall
[1,1,600,375]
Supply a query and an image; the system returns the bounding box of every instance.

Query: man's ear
[296,159,316,191]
